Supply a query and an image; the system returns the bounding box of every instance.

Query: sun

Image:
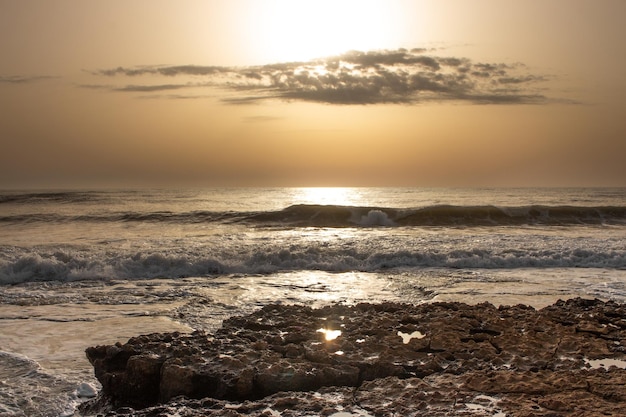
[251,0,396,62]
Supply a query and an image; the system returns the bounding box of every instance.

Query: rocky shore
[82,298,626,416]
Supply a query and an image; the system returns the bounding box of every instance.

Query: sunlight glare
[317,328,342,341]
[296,187,362,206]
[253,0,396,62]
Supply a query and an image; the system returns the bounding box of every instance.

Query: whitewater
[0,187,625,416]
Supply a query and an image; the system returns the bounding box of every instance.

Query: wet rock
[83,298,626,416]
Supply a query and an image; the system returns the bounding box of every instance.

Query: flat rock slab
[83,298,626,416]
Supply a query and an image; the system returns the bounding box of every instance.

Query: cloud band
[90,49,551,105]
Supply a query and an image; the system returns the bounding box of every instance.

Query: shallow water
[2,268,625,414]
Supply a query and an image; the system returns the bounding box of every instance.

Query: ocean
[0,187,625,416]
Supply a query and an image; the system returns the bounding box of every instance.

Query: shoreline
[2,266,626,416]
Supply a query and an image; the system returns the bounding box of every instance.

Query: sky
[1,0,625,188]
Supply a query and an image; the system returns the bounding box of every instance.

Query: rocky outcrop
[83,298,626,416]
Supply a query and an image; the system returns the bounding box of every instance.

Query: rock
[82,298,626,416]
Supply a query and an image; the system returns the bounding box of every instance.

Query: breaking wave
[2,239,624,285]
[0,351,87,417]
[1,204,625,227]
[245,204,626,227]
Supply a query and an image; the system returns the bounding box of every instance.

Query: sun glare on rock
[398,330,426,344]
[317,328,342,341]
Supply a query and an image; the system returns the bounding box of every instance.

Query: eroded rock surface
[83,298,626,416]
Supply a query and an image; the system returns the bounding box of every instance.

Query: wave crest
[2,241,624,285]
[243,204,626,227]
[2,204,625,227]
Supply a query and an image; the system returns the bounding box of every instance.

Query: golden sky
[1,0,625,188]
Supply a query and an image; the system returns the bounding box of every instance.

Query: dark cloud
[77,84,110,90]
[114,84,187,92]
[329,50,441,71]
[92,65,227,77]
[221,95,280,105]
[136,94,212,100]
[0,75,57,84]
[91,49,553,105]
[439,57,468,67]
[459,93,547,105]
[79,82,217,94]
[498,75,547,84]
[242,115,283,123]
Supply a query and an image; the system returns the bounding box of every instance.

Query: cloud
[136,94,213,100]
[114,84,187,92]
[242,115,283,123]
[92,65,228,77]
[0,75,57,84]
[79,81,216,95]
[497,75,547,84]
[91,49,554,105]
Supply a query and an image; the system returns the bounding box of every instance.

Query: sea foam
[2,230,624,284]
[355,210,396,226]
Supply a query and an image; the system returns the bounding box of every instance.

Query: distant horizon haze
[1,1,625,189]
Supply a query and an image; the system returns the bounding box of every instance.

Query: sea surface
[0,187,625,416]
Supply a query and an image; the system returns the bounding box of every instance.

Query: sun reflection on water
[294,187,363,207]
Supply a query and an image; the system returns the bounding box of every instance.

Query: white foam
[0,350,82,417]
[356,210,396,226]
[76,382,98,398]
[2,222,626,284]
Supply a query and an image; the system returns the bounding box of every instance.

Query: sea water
[0,187,625,416]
